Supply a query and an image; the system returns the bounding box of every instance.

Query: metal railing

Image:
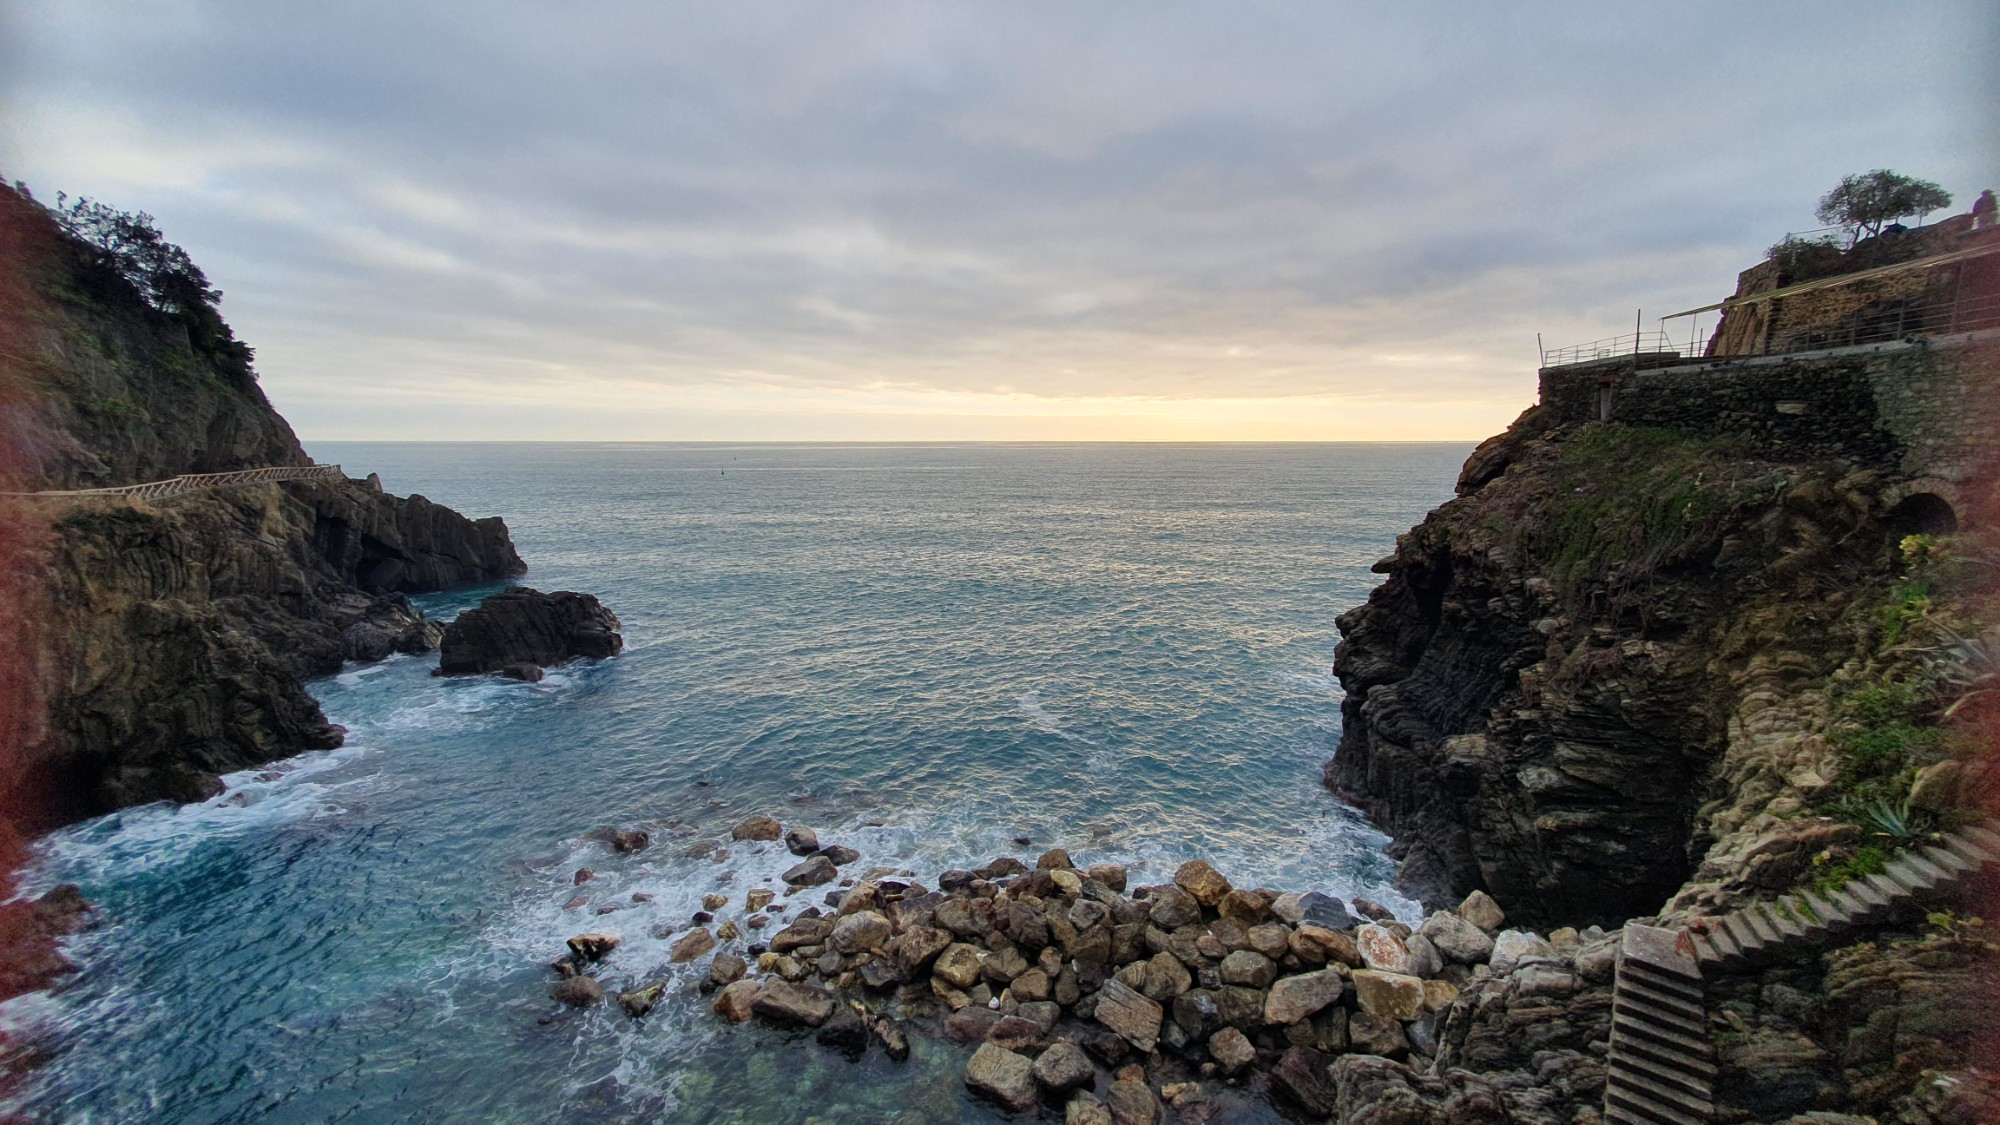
[3,463,346,500]
[1758,288,2000,355]
[1539,330,1686,369]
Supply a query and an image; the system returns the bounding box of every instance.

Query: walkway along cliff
[0,181,525,835]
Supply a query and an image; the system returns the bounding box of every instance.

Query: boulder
[710,952,747,986]
[988,1015,1045,1051]
[1247,923,1290,960]
[784,826,820,856]
[1173,860,1233,907]
[712,979,761,1022]
[1208,1025,1256,1074]
[1215,985,1266,1029]
[1351,970,1427,1020]
[1354,924,1413,974]
[872,1016,911,1061]
[618,981,665,1018]
[1085,863,1128,892]
[731,815,782,842]
[1296,892,1355,930]
[566,933,620,963]
[1271,1046,1338,1117]
[830,910,892,954]
[815,1004,869,1058]
[887,924,953,978]
[934,943,986,989]
[819,844,861,866]
[1216,889,1272,925]
[550,976,604,1007]
[1219,950,1278,988]
[606,829,649,853]
[1417,910,1495,964]
[1456,889,1505,933]
[1146,887,1203,929]
[1105,1077,1163,1125]
[1265,969,1344,1025]
[1488,930,1556,974]
[1295,924,1362,967]
[1347,1011,1409,1057]
[751,981,836,1027]
[1094,979,1165,1052]
[1050,869,1083,897]
[965,1042,1038,1111]
[769,916,833,952]
[1038,848,1074,869]
[1142,951,1191,1001]
[1351,897,1395,923]
[669,927,716,963]
[745,888,776,912]
[1034,1039,1096,1095]
[1067,1091,1115,1125]
[1403,932,1444,978]
[782,855,839,887]
[436,587,621,676]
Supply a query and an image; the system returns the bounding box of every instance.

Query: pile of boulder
[544,821,1623,1121]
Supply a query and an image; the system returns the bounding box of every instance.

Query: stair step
[1615,1001,1707,1041]
[1940,835,1995,869]
[1612,1027,1719,1080]
[1717,912,1765,955]
[1857,872,1911,908]
[1613,1011,1712,1056]
[1620,958,1706,999]
[1921,844,1977,875]
[1612,1045,1715,1099]
[1959,824,2000,855]
[1608,1064,1714,1117]
[1605,1076,1711,1125]
[1763,903,1810,940]
[1616,976,1709,1023]
[1890,850,1954,885]
[1692,924,1737,963]
[1736,907,1783,946]
[1836,877,1894,915]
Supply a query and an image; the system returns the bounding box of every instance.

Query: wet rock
[815,1004,869,1059]
[1351,897,1395,923]
[1146,886,1203,930]
[607,829,649,854]
[1354,923,1413,973]
[712,979,761,1022]
[1294,924,1362,967]
[1142,951,1191,1001]
[618,980,665,1017]
[751,980,836,1027]
[573,868,594,885]
[983,944,1031,985]
[1216,889,1271,925]
[1215,985,1265,1029]
[1034,1039,1096,1095]
[1246,923,1290,960]
[731,815,782,841]
[1016,1000,1061,1032]
[782,854,839,887]
[975,856,1030,879]
[745,888,775,912]
[1012,967,1052,1002]
[819,845,861,866]
[1457,889,1505,933]
[1403,932,1444,978]
[1038,848,1074,869]
[1066,1091,1114,1125]
[1219,950,1277,988]
[965,1042,1038,1111]
[783,826,820,856]
[1417,909,1495,964]
[566,933,621,963]
[1050,869,1083,897]
[831,910,892,954]
[437,588,621,676]
[550,975,605,1007]
[945,1006,1004,1042]
[1094,979,1165,1052]
[1085,863,1128,892]
[1174,860,1233,907]
[1351,969,1427,1020]
[1105,1077,1163,1125]
[1209,1025,1255,1074]
[988,1015,1045,1051]
[670,927,716,963]
[1296,892,1355,931]
[1271,1046,1338,1117]
[872,1016,911,1061]
[886,923,952,979]
[715,919,741,941]
[1265,969,1344,1024]
[769,916,832,952]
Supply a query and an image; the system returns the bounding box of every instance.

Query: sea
[2,441,1469,1123]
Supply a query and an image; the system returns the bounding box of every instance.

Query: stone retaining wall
[1537,334,2000,485]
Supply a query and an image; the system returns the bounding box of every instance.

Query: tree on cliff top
[46,190,255,381]
[1815,170,1952,246]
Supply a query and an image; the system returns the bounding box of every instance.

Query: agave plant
[1855,794,1929,841]
[1920,624,2000,719]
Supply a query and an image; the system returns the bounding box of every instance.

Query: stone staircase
[1687,823,2000,970]
[1602,824,1999,1123]
[1604,924,1716,1125]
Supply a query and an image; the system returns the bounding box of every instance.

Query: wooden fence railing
[2,463,345,501]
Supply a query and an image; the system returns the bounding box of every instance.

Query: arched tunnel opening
[1885,492,1959,537]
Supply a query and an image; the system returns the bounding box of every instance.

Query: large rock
[1265,969,1345,1024]
[1457,890,1506,933]
[1209,1025,1256,1074]
[1488,930,1556,974]
[964,1042,1038,1111]
[712,979,761,1021]
[1351,970,1427,1020]
[550,975,604,1007]
[1093,979,1165,1052]
[1173,860,1233,907]
[783,826,820,855]
[830,910,892,954]
[1219,950,1278,988]
[436,587,621,676]
[1105,1077,1163,1125]
[669,926,716,963]
[1146,887,1203,929]
[751,981,836,1027]
[1354,924,1413,973]
[1271,1046,1338,1117]
[934,943,986,989]
[782,855,839,887]
[731,815,782,841]
[1418,910,1496,963]
[1033,1040,1096,1094]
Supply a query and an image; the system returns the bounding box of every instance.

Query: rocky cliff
[0,183,524,829]
[1328,340,1998,930]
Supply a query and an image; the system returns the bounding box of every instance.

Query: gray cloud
[3,1,1994,438]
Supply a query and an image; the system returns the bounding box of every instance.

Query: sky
[2,2,1995,442]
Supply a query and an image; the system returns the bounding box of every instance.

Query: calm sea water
[5,442,1466,1123]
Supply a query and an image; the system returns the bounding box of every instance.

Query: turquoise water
[5,442,1466,1123]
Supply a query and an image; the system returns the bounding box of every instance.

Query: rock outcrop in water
[0,183,527,826]
[436,587,623,679]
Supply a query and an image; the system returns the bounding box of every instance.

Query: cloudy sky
[3,2,1993,441]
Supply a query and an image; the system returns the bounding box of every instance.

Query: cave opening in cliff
[1885,491,1959,536]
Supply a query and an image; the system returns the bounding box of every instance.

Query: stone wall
[1537,335,2000,486]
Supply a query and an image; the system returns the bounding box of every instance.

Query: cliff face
[1327,373,1988,928]
[0,184,524,828]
